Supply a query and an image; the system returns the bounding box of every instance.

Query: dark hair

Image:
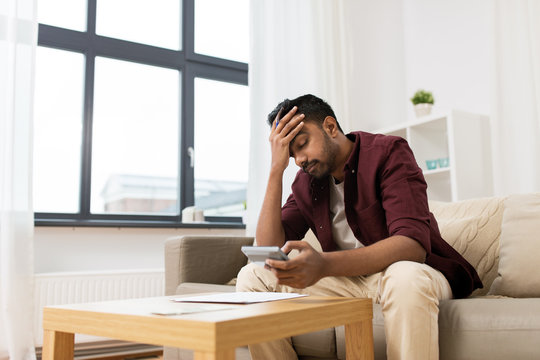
[267,94,343,133]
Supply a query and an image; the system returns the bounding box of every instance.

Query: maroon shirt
[281,131,482,299]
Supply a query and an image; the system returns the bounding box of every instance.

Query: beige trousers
[236,261,452,360]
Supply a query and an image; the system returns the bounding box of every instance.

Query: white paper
[151,303,236,316]
[173,292,308,304]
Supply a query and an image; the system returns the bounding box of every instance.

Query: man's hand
[269,106,305,173]
[255,108,303,248]
[264,241,327,289]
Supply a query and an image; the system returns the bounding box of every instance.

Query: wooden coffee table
[42,295,373,360]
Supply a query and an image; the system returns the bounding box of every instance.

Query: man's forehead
[290,128,308,147]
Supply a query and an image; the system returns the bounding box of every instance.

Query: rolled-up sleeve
[379,138,432,254]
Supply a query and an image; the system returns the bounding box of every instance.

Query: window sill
[34,218,246,229]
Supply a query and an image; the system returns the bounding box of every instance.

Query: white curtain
[246,0,351,235]
[491,0,540,195]
[0,0,37,359]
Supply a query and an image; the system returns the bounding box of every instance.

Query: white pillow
[430,197,504,295]
[488,193,540,297]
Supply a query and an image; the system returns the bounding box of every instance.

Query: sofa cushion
[164,346,250,360]
[438,297,540,360]
[165,236,254,295]
[292,328,336,359]
[489,193,540,297]
[429,197,504,295]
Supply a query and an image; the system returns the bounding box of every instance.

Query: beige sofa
[164,194,540,359]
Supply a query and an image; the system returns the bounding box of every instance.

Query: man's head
[267,94,344,133]
[267,94,349,180]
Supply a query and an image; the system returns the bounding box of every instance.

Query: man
[236,94,482,360]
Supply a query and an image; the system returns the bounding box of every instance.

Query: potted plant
[411,89,434,117]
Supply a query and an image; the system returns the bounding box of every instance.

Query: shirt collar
[343,131,361,172]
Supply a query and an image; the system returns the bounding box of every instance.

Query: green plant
[411,89,434,105]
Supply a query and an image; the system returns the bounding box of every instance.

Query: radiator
[34,269,164,346]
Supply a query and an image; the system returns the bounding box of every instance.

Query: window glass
[96,0,182,50]
[34,0,249,225]
[37,0,87,31]
[194,78,249,217]
[33,47,85,213]
[194,0,249,62]
[91,57,180,214]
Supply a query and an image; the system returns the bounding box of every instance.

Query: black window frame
[34,0,248,228]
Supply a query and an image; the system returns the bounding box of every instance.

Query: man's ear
[323,116,339,138]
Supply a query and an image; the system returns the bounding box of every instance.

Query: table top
[43,295,372,352]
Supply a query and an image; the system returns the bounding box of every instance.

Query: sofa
[164,193,540,359]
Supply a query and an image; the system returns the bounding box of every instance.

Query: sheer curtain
[246,0,351,235]
[0,0,37,359]
[491,0,540,195]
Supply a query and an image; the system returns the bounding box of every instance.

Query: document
[173,292,308,304]
[151,303,236,316]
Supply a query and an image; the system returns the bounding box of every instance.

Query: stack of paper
[173,292,308,304]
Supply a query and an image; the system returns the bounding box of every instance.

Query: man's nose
[294,153,307,168]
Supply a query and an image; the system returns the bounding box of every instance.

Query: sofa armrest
[164,235,254,295]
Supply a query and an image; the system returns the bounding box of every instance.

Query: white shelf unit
[375,110,493,202]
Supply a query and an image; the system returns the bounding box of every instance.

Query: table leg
[193,349,235,360]
[345,319,374,360]
[42,330,74,360]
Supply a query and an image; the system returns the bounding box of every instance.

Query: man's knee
[236,263,275,292]
[236,263,259,291]
[379,261,438,305]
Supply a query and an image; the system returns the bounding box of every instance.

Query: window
[34,0,249,227]
[33,47,84,213]
[193,78,249,217]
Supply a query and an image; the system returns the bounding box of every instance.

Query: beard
[302,132,338,179]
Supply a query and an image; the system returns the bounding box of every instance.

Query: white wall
[34,226,245,273]
[401,0,491,119]
[342,0,408,132]
[342,0,491,132]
